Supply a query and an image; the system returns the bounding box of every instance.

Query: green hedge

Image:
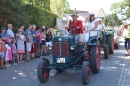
[0,0,58,33]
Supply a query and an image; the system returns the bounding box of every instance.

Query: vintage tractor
[100,27,114,59]
[37,22,101,85]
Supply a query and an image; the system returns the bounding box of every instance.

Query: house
[56,8,106,29]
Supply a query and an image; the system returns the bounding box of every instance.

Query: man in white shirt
[6,24,14,42]
[99,20,106,43]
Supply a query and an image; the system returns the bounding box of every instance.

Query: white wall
[56,18,67,30]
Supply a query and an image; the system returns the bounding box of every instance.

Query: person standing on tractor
[68,12,83,44]
[83,13,100,49]
[123,23,130,56]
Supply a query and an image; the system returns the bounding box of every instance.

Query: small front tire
[37,60,50,83]
[82,61,90,85]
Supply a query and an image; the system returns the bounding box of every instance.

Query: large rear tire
[89,41,101,73]
[106,35,114,54]
[82,61,90,85]
[37,60,50,83]
[104,44,109,59]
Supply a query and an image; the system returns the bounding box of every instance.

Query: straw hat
[71,12,79,17]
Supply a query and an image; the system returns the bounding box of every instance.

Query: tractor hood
[53,35,79,44]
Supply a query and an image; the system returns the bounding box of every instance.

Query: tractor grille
[62,42,68,57]
[53,41,68,57]
[53,42,59,57]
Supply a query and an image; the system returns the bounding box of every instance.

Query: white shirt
[87,19,100,36]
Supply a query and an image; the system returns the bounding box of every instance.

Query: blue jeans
[102,31,106,43]
[124,38,130,49]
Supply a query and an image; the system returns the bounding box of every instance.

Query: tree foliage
[102,13,122,26]
[0,0,72,32]
[110,0,130,17]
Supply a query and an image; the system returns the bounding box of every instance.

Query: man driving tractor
[68,12,83,44]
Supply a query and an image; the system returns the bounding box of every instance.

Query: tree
[102,13,122,26]
[110,0,130,17]
[50,0,73,17]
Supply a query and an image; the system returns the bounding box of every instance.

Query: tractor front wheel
[82,61,90,85]
[37,60,50,83]
[104,44,109,59]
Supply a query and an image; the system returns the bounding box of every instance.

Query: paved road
[0,41,126,86]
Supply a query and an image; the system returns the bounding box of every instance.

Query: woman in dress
[83,13,100,49]
[16,28,26,63]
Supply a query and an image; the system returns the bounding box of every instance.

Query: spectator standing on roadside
[41,25,45,33]
[11,39,17,65]
[31,25,37,59]
[0,27,8,43]
[5,38,12,67]
[123,23,130,56]
[16,28,26,63]
[20,24,26,36]
[0,35,6,69]
[25,24,33,61]
[46,28,52,55]
[6,24,14,43]
[41,29,46,56]
[36,26,42,58]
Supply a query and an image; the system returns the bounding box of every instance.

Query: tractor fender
[42,58,50,63]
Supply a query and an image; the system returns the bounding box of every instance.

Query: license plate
[57,58,65,63]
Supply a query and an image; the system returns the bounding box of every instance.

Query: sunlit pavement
[0,39,128,86]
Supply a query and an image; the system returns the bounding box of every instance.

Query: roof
[89,8,106,18]
[72,10,89,18]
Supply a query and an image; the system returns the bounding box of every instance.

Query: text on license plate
[57,58,65,63]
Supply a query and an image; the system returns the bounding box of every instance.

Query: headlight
[70,45,74,50]
[49,46,52,50]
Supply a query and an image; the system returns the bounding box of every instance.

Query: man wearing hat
[123,23,130,56]
[68,12,83,43]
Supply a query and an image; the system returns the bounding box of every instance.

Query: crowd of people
[0,24,57,69]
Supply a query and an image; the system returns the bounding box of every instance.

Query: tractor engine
[53,35,79,64]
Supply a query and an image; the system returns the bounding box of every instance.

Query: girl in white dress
[16,29,26,63]
[83,13,100,49]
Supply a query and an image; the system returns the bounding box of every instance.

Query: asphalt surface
[0,41,126,86]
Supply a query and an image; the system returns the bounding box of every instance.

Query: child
[41,29,46,56]
[11,39,17,65]
[16,29,26,63]
[0,35,6,69]
[5,38,12,67]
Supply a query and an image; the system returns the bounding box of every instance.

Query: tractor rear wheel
[106,35,114,54]
[82,61,90,85]
[37,60,50,83]
[104,44,109,59]
[89,41,101,73]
